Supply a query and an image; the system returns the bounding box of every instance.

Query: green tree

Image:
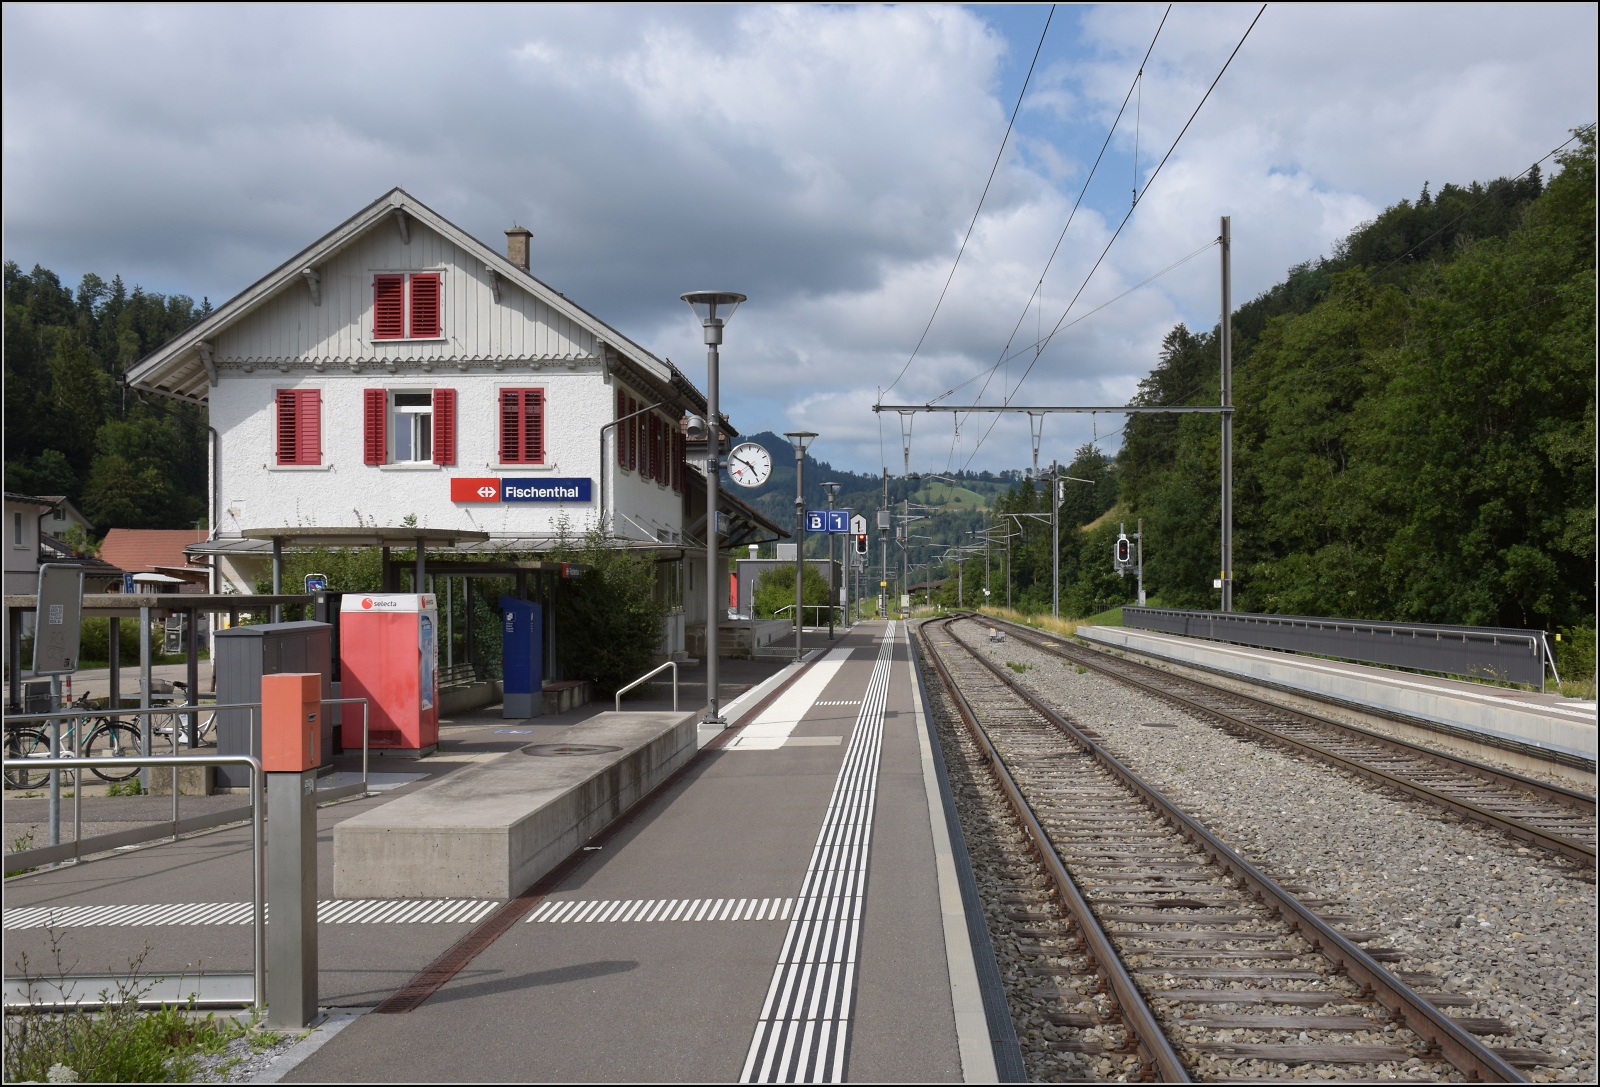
[753,563,832,620]
[549,531,668,694]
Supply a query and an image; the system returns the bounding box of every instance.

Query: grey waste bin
[213,621,332,788]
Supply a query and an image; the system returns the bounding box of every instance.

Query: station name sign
[450,477,593,504]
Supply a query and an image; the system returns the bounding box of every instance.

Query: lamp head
[822,481,841,497]
[784,431,818,456]
[680,291,746,344]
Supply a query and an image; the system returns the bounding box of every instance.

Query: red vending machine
[339,593,439,756]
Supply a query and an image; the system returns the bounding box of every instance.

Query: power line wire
[879,4,1056,404]
[961,3,1267,470]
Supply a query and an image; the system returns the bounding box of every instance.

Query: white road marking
[726,646,857,750]
[521,897,795,922]
[2,899,500,929]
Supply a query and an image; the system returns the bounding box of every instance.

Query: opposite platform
[1078,623,1597,766]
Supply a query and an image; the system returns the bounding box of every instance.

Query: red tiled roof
[98,529,209,574]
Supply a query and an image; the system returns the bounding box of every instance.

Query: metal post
[1220,215,1233,613]
[185,608,199,747]
[446,577,454,668]
[1137,518,1146,607]
[794,448,805,663]
[1051,466,1060,620]
[139,605,152,793]
[266,767,318,1028]
[6,608,19,712]
[705,337,723,722]
[415,538,426,597]
[824,487,837,640]
[1006,530,1012,609]
[48,676,61,846]
[108,617,121,727]
[271,536,283,624]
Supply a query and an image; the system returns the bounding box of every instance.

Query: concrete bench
[333,710,697,900]
[542,679,592,715]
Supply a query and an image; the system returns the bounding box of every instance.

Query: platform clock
[727,442,772,488]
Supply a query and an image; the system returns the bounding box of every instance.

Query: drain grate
[521,743,622,757]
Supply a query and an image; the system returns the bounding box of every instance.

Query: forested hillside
[1117,129,1594,645]
[962,129,1594,672]
[4,264,209,529]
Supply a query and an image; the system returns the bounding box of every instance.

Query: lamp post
[822,481,841,640]
[680,290,746,726]
[1048,467,1096,619]
[785,431,817,663]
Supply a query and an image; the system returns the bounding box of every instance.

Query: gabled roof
[98,529,209,574]
[4,492,57,509]
[126,187,691,406]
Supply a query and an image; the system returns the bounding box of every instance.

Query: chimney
[505,225,532,271]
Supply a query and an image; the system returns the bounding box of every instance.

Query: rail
[987,613,1597,867]
[2,752,265,1012]
[1122,605,1554,689]
[925,616,1527,1082]
[770,604,842,624]
[615,661,678,712]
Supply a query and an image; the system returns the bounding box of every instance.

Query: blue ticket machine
[501,597,543,718]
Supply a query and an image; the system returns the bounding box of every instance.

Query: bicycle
[4,697,143,789]
[149,682,218,749]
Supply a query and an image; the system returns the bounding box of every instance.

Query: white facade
[127,190,705,569]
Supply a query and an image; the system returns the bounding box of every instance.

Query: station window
[371,272,443,340]
[499,388,545,465]
[275,388,322,465]
[364,388,456,466]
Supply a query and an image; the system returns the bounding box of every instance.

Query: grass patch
[975,606,1080,640]
[107,779,144,797]
[1078,605,1123,626]
[1005,661,1030,674]
[3,939,256,1083]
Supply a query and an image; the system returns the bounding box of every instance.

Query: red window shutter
[363,388,387,465]
[648,415,660,483]
[616,391,627,468]
[637,410,647,475]
[627,397,637,470]
[433,388,457,465]
[409,273,441,338]
[276,390,299,465]
[372,275,404,339]
[499,389,544,464]
[296,389,321,465]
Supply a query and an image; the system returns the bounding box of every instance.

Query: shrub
[549,530,667,694]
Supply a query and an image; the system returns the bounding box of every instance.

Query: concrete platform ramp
[334,710,697,900]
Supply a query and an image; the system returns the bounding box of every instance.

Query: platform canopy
[239,527,491,548]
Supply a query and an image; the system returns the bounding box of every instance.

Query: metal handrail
[4,702,260,853]
[3,753,265,1013]
[615,661,678,712]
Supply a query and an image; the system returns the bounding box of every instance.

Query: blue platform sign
[805,510,852,533]
[501,478,593,503]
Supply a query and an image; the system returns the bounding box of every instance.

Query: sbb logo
[450,477,501,503]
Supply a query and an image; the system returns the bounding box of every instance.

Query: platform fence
[1120,606,1555,689]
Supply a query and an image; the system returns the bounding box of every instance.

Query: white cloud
[3,2,1593,474]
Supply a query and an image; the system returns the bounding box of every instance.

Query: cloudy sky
[4,3,1594,474]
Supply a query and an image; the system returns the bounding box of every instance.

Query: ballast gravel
[951,618,1596,1083]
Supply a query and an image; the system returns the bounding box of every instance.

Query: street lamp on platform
[785,431,817,662]
[680,290,746,725]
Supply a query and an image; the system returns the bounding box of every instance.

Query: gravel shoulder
[954,618,1596,1084]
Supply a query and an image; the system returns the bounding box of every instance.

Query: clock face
[727,442,772,488]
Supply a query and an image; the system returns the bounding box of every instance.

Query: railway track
[916,616,1536,1082]
[981,613,1597,870]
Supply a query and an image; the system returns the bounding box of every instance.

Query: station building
[126,188,784,666]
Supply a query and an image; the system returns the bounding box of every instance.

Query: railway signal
[854,532,868,556]
[1114,533,1131,570]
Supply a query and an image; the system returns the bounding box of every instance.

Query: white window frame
[389,388,435,466]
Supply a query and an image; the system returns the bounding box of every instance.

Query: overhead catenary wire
[960,3,1267,471]
[879,4,1056,405]
[936,5,1173,470]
